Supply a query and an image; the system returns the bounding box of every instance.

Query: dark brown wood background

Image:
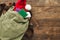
[27,0,60,40]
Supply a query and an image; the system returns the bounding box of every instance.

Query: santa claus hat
[14,0,31,11]
[14,0,26,10]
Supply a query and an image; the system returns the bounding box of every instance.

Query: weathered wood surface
[28,0,60,40]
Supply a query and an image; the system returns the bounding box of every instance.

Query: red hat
[14,0,26,11]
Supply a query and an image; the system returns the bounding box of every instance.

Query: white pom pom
[25,4,31,11]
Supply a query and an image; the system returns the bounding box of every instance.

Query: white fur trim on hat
[26,12,31,18]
